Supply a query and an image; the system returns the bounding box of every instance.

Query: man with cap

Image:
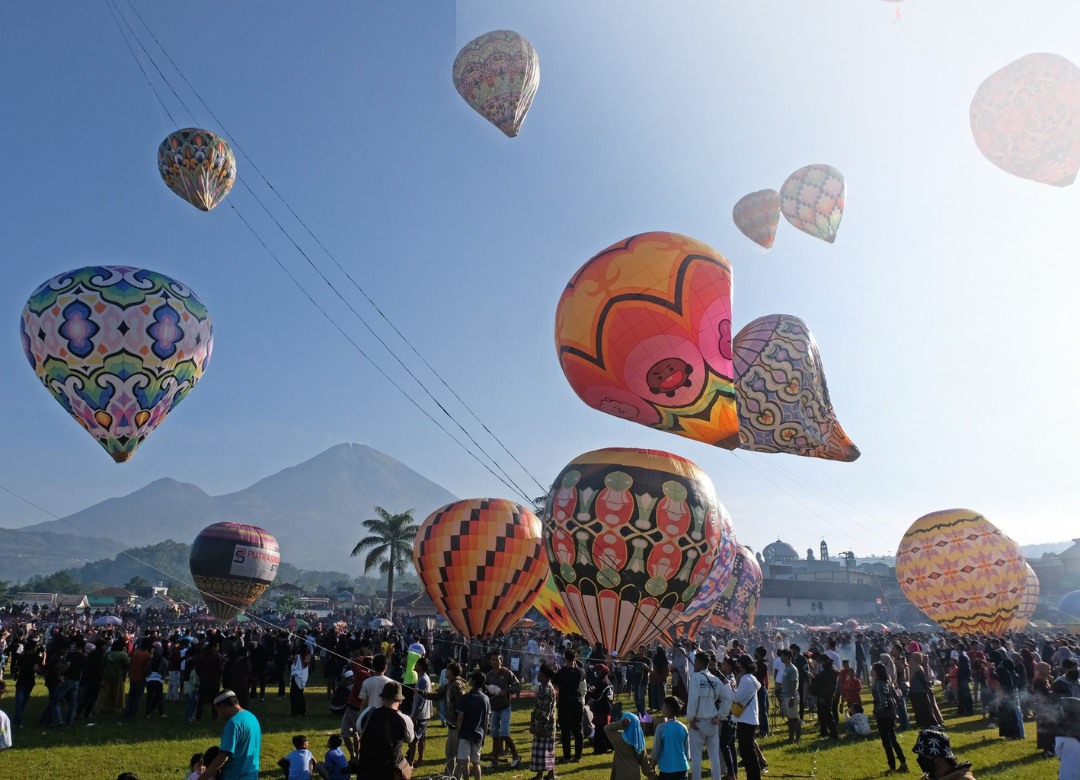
[198,689,262,780]
[911,729,977,780]
[359,681,415,780]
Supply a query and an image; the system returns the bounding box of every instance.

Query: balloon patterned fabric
[158,128,237,211]
[414,498,548,639]
[542,448,721,656]
[895,509,1027,636]
[669,503,736,639]
[779,164,845,243]
[452,30,540,138]
[970,53,1080,187]
[733,314,859,461]
[710,543,762,632]
[20,266,214,463]
[556,232,739,449]
[532,572,582,636]
[1008,563,1040,632]
[732,189,781,249]
[190,522,280,622]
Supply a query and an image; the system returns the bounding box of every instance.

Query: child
[201,747,222,780]
[316,734,351,780]
[185,753,204,780]
[651,696,690,780]
[845,703,871,737]
[278,734,316,780]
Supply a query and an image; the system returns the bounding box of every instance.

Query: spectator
[277,734,315,780]
[198,690,262,780]
[871,662,908,774]
[911,729,976,780]
[528,664,557,780]
[315,734,350,780]
[554,649,585,763]
[359,682,414,780]
[485,652,522,769]
[456,671,491,780]
[652,696,690,780]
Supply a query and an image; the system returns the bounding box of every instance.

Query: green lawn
[0,682,1059,779]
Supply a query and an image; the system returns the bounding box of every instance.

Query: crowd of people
[0,606,1079,780]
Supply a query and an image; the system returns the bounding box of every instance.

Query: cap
[213,690,237,706]
[84,643,96,653]
[343,669,354,678]
[380,681,405,701]
[912,729,954,760]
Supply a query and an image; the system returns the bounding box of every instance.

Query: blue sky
[1,1,1077,558]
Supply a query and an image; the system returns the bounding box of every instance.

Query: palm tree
[350,506,419,616]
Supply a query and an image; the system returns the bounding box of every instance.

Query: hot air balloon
[1007,564,1040,632]
[710,544,762,632]
[668,504,737,639]
[158,128,237,211]
[732,190,781,249]
[20,266,213,462]
[533,572,582,636]
[970,53,1080,187]
[452,30,540,138]
[542,447,721,656]
[414,498,547,638]
[733,314,859,461]
[556,232,738,449]
[190,523,280,622]
[895,509,1026,636]
[1059,590,1080,628]
[779,164,845,243]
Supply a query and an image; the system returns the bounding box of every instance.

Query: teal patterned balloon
[158,128,236,211]
[453,30,540,138]
[20,266,213,462]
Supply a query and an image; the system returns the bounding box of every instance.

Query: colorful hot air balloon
[452,30,540,138]
[710,544,762,632]
[733,314,859,461]
[779,164,845,243]
[556,232,739,449]
[158,128,237,211]
[1007,563,1040,632]
[542,447,721,656]
[970,53,1080,187]
[669,504,737,639]
[732,189,781,249]
[20,266,213,463]
[895,509,1027,636]
[533,572,582,636]
[414,498,547,638]
[190,523,280,622]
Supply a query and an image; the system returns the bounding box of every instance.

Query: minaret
[820,539,830,562]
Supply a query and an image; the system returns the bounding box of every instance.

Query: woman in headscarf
[907,652,944,729]
[289,640,312,716]
[993,656,1024,739]
[1030,661,1056,756]
[529,665,557,780]
[605,711,655,780]
[590,663,615,754]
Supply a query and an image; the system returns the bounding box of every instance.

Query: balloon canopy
[20,266,214,462]
[669,503,736,639]
[779,164,845,243]
[158,128,237,211]
[895,509,1026,635]
[542,447,721,656]
[1007,563,1040,632]
[733,314,859,461]
[1059,590,1080,625]
[532,571,582,636]
[732,189,781,249]
[556,232,739,449]
[189,522,280,622]
[970,53,1080,187]
[414,498,547,638]
[710,543,763,632]
[452,30,540,138]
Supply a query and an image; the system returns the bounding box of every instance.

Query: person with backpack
[872,662,908,774]
[359,682,415,780]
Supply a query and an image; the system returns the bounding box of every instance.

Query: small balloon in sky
[556,231,739,449]
[20,266,214,463]
[452,30,540,138]
[733,314,859,461]
[732,189,781,249]
[158,128,237,211]
[779,164,845,243]
[970,53,1080,187]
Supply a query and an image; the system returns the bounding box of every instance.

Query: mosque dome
[763,538,799,563]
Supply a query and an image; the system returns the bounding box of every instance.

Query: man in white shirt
[357,654,394,724]
[0,679,11,752]
[687,652,724,780]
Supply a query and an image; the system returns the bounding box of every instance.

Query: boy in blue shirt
[278,735,315,779]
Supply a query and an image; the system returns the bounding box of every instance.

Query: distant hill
[1022,541,1075,559]
[17,443,458,572]
[0,527,122,581]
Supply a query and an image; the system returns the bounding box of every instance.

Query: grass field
[0,681,1061,779]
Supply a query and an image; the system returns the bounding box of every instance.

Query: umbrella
[370,618,394,629]
[234,614,249,624]
[92,615,121,626]
[514,618,537,630]
[286,618,309,629]
[869,623,891,632]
